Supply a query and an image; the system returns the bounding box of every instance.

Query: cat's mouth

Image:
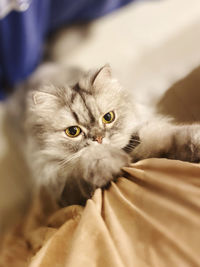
[123,134,140,153]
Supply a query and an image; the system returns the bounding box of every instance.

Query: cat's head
[25,65,142,190]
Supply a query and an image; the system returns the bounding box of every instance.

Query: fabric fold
[0,158,200,267]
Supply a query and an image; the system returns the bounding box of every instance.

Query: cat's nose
[93,136,103,144]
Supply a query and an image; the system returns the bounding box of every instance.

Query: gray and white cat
[7,64,200,206]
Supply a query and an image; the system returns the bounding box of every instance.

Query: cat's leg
[77,145,130,187]
[131,121,200,163]
[60,145,130,206]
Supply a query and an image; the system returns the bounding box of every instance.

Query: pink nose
[94,136,103,144]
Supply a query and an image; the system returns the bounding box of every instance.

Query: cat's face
[25,65,140,190]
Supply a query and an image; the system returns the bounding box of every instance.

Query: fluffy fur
[8,64,200,206]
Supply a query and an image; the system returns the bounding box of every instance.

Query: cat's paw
[59,145,130,206]
[80,145,130,188]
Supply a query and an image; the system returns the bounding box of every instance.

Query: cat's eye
[65,126,81,138]
[102,111,115,124]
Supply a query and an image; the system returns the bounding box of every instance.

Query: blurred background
[1,0,200,233]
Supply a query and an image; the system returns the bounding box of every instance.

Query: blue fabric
[0,0,134,99]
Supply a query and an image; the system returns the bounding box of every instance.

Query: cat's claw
[79,144,130,188]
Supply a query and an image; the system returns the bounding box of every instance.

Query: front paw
[59,145,130,206]
[80,145,130,188]
[130,144,147,162]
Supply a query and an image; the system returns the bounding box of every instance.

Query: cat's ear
[31,85,57,105]
[33,91,47,105]
[92,64,112,88]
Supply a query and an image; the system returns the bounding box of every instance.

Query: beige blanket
[0,158,200,267]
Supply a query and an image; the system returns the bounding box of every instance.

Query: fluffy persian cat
[7,64,200,206]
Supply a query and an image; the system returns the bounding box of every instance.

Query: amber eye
[65,126,81,137]
[102,111,115,124]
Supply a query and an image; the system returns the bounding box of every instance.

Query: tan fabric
[1,158,200,267]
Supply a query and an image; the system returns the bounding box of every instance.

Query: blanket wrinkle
[0,158,200,267]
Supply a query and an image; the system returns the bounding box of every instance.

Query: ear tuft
[33,92,39,105]
[32,91,48,105]
[92,64,112,87]
[31,85,57,105]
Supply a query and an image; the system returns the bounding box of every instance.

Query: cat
[7,63,200,206]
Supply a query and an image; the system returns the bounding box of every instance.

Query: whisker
[58,150,83,168]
